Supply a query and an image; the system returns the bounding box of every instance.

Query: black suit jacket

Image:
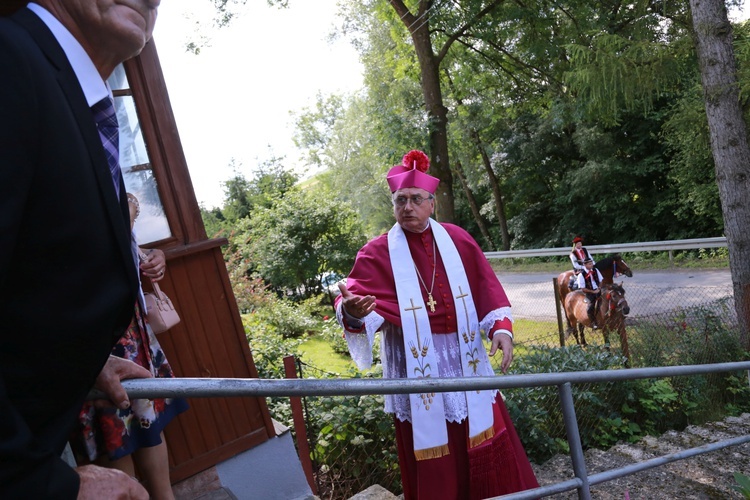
[0,9,140,498]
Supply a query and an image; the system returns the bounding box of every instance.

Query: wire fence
[286,277,744,499]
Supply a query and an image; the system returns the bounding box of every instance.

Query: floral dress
[73,301,188,461]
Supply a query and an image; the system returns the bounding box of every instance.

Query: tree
[239,189,367,298]
[221,156,298,223]
[293,93,401,236]
[219,0,733,253]
[385,0,509,223]
[689,0,750,346]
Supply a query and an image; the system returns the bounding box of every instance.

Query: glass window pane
[108,65,129,91]
[108,68,172,244]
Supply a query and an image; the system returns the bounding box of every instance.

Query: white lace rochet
[337,304,512,423]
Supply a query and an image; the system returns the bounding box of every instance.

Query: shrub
[319,317,350,355]
[627,298,749,423]
[244,314,304,379]
[247,297,319,339]
[733,472,750,499]
[307,392,400,498]
[505,344,631,462]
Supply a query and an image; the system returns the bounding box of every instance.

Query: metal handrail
[106,361,749,398]
[102,360,750,499]
[484,236,727,259]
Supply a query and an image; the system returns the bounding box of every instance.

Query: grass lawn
[297,335,356,376]
[299,317,566,377]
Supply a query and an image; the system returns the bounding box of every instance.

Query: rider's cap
[583,257,594,263]
[573,236,583,244]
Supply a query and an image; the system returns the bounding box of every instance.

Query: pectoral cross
[425,293,437,313]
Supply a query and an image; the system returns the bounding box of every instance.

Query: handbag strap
[151,280,164,301]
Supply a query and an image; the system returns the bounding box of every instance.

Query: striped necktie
[92,97,140,289]
[91,97,122,199]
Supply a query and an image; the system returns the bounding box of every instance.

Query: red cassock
[338,223,539,499]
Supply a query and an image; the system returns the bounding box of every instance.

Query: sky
[152,1,363,209]
[152,1,750,209]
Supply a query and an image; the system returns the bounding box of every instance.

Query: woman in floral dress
[72,194,188,500]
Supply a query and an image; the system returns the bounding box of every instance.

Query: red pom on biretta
[402,150,430,172]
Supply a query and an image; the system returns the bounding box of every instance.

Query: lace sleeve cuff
[480,307,513,340]
[336,302,384,370]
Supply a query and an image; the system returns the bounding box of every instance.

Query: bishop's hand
[338,283,376,319]
[489,333,514,374]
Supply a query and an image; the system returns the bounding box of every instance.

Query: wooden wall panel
[150,244,274,482]
[122,42,275,483]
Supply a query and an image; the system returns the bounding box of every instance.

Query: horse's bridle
[602,289,627,318]
[613,258,631,278]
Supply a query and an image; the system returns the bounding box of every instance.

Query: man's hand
[338,283,376,319]
[76,464,148,500]
[93,356,152,410]
[489,333,514,374]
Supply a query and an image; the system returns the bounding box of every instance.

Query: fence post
[618,321,631,367]
[553,277,566,347]
[559,382,591,500]
[283,356,318,495]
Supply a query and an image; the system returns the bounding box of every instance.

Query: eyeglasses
[393,195,434,207]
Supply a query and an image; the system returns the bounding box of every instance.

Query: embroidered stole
[388,219,495,460]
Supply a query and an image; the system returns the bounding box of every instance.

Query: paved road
[497,269,733,320]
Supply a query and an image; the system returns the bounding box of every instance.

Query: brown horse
[563,283,631,360]
[557,254,633,311]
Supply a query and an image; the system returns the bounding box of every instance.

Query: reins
[601,288,627,321]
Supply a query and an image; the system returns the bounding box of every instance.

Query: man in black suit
[0,1,160,498]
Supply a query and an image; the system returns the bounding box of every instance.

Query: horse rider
[569,236,595,290]
[576,257,604,329]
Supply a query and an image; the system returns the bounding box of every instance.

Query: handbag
[143,280,180,334]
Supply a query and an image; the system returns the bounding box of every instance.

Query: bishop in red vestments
[336,151,538,499]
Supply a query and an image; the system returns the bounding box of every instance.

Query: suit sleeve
[0,22,81,500]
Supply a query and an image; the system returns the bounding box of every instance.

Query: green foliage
[307,393,400,496]
[200,204,227,239]
[244,314,303,379]
[236,189,367,298]
[288,0,736,249]
[724,373,750,416]
[626,301,750,425]
[292,89,419,236]
[506,344,631,461]
[221,157,299,223]
[319,316,350,355]
[733,472,750,499]
[565,31,683,126]
[244,296,319,339]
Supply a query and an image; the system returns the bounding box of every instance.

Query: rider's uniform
[570,246,594,273]
[577,266,604,327]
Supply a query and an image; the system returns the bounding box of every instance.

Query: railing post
[283,356,318,495]
[553,277,566,347]
[558,382,591,500]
